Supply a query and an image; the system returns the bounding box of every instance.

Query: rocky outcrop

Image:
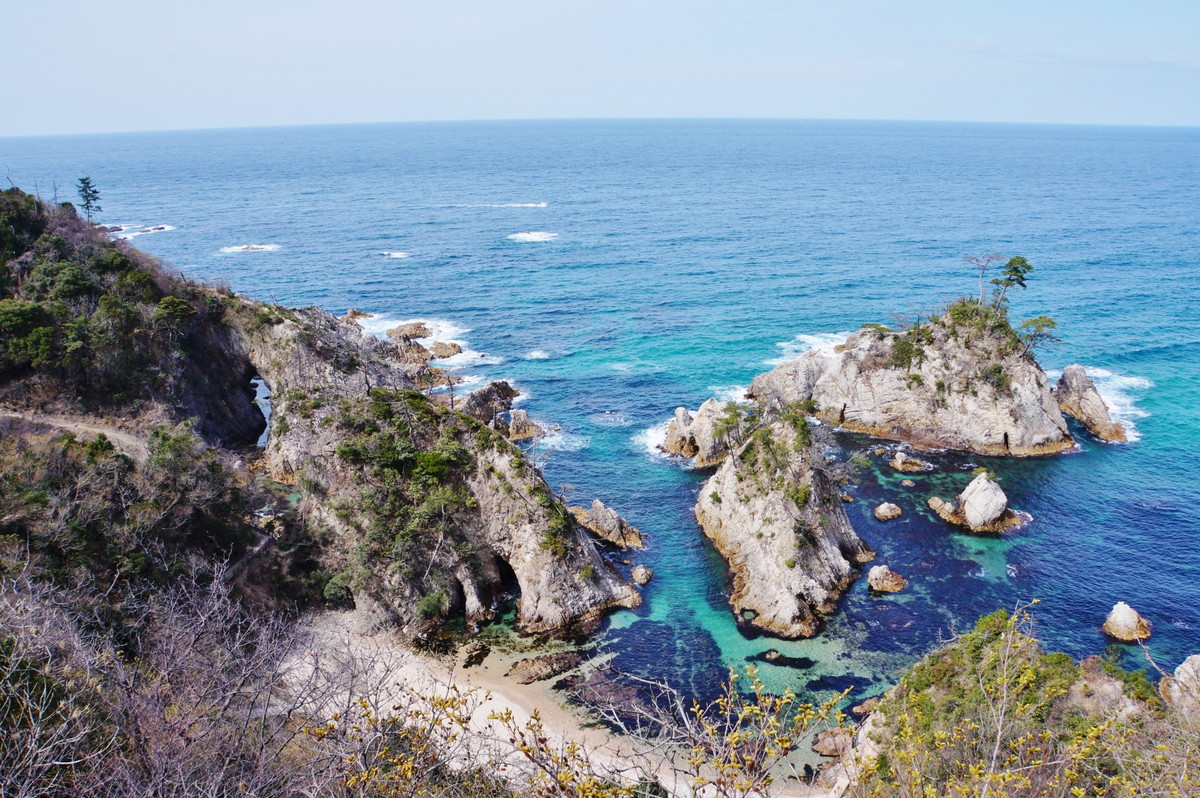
[429,341,463,359]
[873,502,902,521]
[867,565,907,593]
[1160,655,1200,721]
[503,409,544,441]
[226,302,639,637]
[812,728,854,757]
[748,317,1073,457]
[890,452,933,472]
[929,472,1025,533]
[569,499,646,549]
[694,416,874,638]
[1055,364,1127,442]
[631,565,653,585]
[458,381,519,425]
[343,308,372,325]
[664,399,731,467]
[505,652,583,684]
[1102,602,1152,642]
[387,321,432,339]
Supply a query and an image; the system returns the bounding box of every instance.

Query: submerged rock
[1102,602,1152,642]
[929,472,1024,533]
[663,398,732,467]
[1055,364,1127,442]
[873,502,902,521]
[747,319,1073,457]
[569,499,646,549]
[867,565,907,593]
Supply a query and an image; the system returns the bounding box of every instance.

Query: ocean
[4,119,1198,700]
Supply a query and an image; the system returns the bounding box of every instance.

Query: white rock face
[874,502,902,521]
[505,408,544,441]
[748,322,1072,457]
[569,499,646,549]
[958,472,1010,529]
[694,417,874,638]
[1102,601,1152,642]
[867,565,907,593]
[1055,364,1127,442]
[1160,655,1200,720]
[663,398,733,467]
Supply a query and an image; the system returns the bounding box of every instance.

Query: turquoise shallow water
[5,119,1198,700]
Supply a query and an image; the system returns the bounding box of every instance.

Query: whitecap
[220,244,280,253]
[632,420,672,460]
[507,231,558,243]
[764,331,852,366]
[493,202,548,208]
[117,223,177,240]
[1045,365,1152,442]
[526,350,551,360]
[591,411,633,427]
[381,251,410,259]
[708,384,749,403]
[536,430,589,452]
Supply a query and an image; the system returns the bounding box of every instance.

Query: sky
[3,0,1198,136]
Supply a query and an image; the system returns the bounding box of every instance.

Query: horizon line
[4,114,1199,141]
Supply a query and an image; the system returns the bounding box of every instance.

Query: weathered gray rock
[694,416,874,638]
[1102,601,1152,642]
[428,341,464,359]
[890,452,933,472]
[929,472,1024,533]
[748,321,1073,457]
[342,308,373,325]
[663,398,732,467]
[505,409,544,441]
[812,728,854,758]
[569,499,646,549]
[1055,364,1127,442]
[505,652,583,684]
[1160,655,1200,721]
[867,565,907,593]
[873,502,902,521]
[631,565,653,585]
[458,381,518,425]
[386,321,432,339]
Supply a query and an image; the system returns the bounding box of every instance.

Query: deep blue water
[4,119,1198,700]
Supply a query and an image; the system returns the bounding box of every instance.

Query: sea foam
[764,331,852,366]
[507,231,558,242]
[220,244,280,253]
[356,316,504,368]
[632,420,672,460]
[708,384,749,403]
[116,224,176,240]
[381,251,411,259]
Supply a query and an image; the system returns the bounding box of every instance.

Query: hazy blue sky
[4,0,1198,136]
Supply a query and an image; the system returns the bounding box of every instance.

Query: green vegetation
[76,177,102,222]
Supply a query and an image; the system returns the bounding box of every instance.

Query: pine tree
[76,177,101,222]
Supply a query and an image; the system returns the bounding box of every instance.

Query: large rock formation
[1054,364,1127,442]
[867,565,907,593]
[694,414,874,638]
[929,472,1025,533]
[1102,602,1152,642]
[748,315,1073,456]
[225,302,640,636]
[664,398,732,467]
[1160,655,1200,721]
[569,499,646,549]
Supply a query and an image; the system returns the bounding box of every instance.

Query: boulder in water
[1102,602,1152,642]
[1054,364,1127,442]
[867,565,907,593]
[873,502,902,521]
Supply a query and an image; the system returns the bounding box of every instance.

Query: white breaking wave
[633,420,672,460]
[452,202,548,208]
[507,231,558,242]
[525,350,551,360]
[1045,365,1152,442]
[537,430,590,452]
[116,224,176,240]
[708,384,749,403]
[764,331,851,366]
[591,411,633,427]
[381,251,411,259]
[220,244,280,253]
[356,316,504,368]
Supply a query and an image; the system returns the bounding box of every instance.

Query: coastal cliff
[0,188,638,637]
[692,406,874,638]
[748,302,1073,456]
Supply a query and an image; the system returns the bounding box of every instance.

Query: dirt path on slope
[0,410,150,463]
